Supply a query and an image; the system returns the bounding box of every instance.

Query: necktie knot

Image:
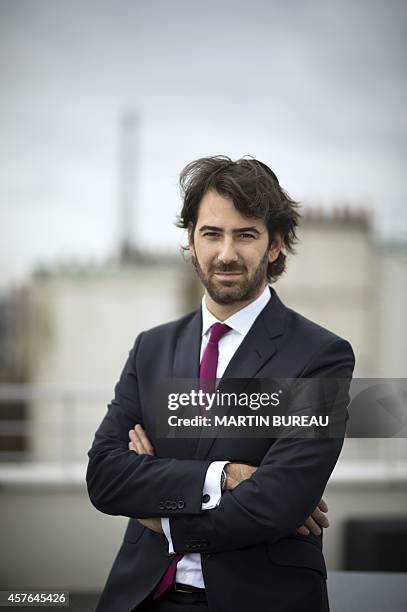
[208,322,231,345]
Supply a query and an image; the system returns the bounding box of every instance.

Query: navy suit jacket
[86,287,355,612]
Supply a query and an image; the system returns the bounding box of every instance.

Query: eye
[203,231,220,238]
[237,233,256,240]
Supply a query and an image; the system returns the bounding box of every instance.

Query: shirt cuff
[201,460,230,510]
[161,517,175,554]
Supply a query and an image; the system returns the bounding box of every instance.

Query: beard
[191,249,269,305]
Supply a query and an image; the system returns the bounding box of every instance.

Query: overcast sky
[1,0,406,289]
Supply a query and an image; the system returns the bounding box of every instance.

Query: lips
[213,271,243,279]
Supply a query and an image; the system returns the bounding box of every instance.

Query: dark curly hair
[176,155,301,282]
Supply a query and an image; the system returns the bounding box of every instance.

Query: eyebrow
[199,225,261,235]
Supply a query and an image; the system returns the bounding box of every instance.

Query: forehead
[196,189,266,230]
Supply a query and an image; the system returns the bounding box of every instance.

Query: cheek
[244,245,268,264]
[193,241,216,264]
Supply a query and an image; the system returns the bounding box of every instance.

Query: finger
[129,429,145,454]
[130,428,152,455]
[134,424,155,455]
[311,507,330,528]
[297,525,310,535]
[128,437,141,454]
[304,517,322,536]
[129,429,140,446]
[134,424,154,451]
[318,498,328,513]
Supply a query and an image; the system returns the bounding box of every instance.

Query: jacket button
[202,494,210,504]
[177,500,185,509]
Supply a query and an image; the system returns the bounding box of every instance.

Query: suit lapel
[194,288,288,459]
[172,310,202,379]
[171,310,202,455]
[223,288,287,377]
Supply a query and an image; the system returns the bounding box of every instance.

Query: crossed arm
[129,424,330,538]
[87,334,353,554]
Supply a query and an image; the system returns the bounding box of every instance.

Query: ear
[268,232,282,264]
[188,223,196,256]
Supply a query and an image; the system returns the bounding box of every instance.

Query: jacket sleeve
[168,338,355,554]
[86,333,212,519]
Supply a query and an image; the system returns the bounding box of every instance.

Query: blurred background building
[0,0,406,598]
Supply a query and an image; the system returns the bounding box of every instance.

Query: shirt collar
[201,285,271,338]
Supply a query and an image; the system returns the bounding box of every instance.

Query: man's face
[189,189,281,305]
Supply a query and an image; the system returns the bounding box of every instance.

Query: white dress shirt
[161,285,271,588]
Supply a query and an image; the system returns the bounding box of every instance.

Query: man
[87,156,355,612]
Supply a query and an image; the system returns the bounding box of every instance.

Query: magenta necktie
[199,323,231,415]
[152,552,183,600]
[152,322,231,600]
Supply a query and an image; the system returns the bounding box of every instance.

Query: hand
[297,498,330,536]
[128,424,155,456]
[138,517,163,534]
[224,463,329,536]
[224,463,257,490]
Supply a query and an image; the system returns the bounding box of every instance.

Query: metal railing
[0,383,111,463]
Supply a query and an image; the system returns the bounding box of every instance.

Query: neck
[204,283,267,321]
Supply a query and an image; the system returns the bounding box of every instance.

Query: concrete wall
[277,220,377,377]
[376,247,407,377]
[25,262,193,461]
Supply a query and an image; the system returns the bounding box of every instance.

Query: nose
[217,237,238,264]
